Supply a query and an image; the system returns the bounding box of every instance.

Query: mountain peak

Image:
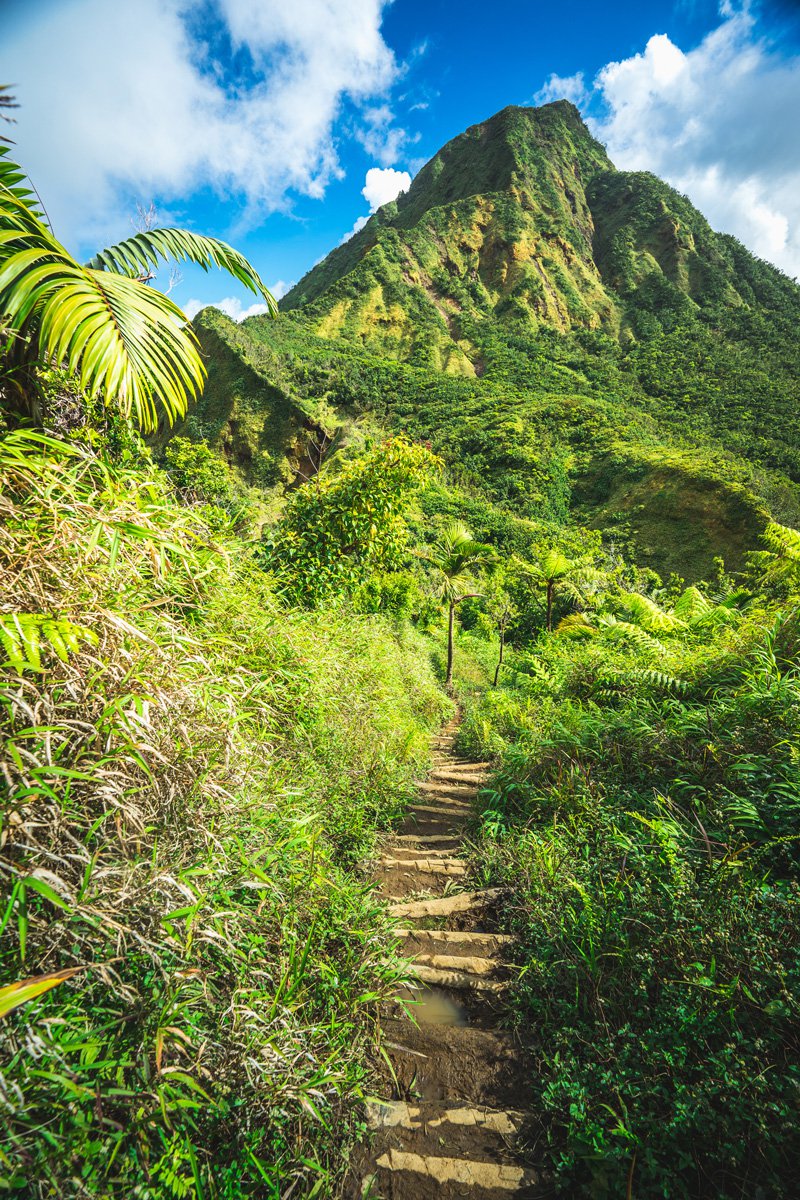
[281,100,611,315]
[389,99,610,230]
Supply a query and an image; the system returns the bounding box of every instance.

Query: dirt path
[348,717,542,1199]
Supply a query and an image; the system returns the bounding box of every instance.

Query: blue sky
[3,0,800,320]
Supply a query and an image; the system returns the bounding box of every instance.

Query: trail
[349,717,542,1199]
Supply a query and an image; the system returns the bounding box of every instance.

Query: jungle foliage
[457,537,800,1198]
[0,427,450,1198]
[5,92,800,1200]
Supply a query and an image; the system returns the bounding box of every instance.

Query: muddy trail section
[347,717,544,1199]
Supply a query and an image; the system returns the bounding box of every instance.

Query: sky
[2,0,800,321]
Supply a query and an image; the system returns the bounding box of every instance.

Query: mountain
[184,101,800,580]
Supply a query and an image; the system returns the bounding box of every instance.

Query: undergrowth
[0,429,449,1198]
[459,592,800,1198]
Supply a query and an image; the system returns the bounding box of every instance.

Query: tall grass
[0,430,449,1197]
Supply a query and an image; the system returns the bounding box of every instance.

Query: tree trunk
[546,579,554,632]
[493,626,505,687]
[445,598,455,690]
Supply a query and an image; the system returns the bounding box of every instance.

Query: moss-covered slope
[187,100,800,580]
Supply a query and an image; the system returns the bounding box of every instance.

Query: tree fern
[617,591,683,632]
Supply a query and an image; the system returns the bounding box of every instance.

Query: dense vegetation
[4,93,800,1198]
[0,424,449,1197]
[458,539,800,1197]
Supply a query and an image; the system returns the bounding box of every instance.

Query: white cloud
[534,71,588,107]
[339,165,411,244]
[2,0,404,248]
[587,9,800,279]
[340,215,370,244]
[183,280,289,321]
[362,166,412,210]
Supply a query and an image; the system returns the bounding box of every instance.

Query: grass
[0,429,450,1198]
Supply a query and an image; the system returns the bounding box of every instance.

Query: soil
[345,718,547,1199]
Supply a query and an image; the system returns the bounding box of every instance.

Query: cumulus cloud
[183,280,289,321]
[2,0,404,248]
[587,8,800,278]
[362,166,412,210]
[340,165,411,243]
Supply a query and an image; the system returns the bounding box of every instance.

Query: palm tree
[515,549,603,632]
[419,521,493,690]
[0,146,276,432]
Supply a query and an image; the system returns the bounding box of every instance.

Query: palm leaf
[85,228,276,315]
[0,148,275,430]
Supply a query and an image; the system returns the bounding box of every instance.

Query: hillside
[187,101,800,581]
[5,90,800,1200]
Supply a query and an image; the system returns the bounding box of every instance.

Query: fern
[764,521,800,559]
[630,668,689,695]
[556,612,597,638]
[0,613,98,674]
[596,614,667,655]
[617,591,683,633]
[673,585,712,622]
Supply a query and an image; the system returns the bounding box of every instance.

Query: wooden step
[430,771,489,785]
[384,845,463,859]
[391,834,460,846]
[411,952,504,977]
[408,963,506,993]
[416,781,478,795]
[388,889,502,919]
[373,1149,538,1190]
[379,856,467,875]
[395,929,513,949]
[406,803,473,819]
[366,1099,524,1136]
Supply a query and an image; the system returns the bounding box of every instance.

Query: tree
[516,549,603,632]
[487,585,517,687]
[268,436,439,607]
[0,146,275,432]
[419,521,494,690]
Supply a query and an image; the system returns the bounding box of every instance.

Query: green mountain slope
[186,100,800,580]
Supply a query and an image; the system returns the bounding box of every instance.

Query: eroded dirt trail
[350,717,541,1200]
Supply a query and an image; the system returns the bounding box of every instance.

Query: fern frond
[597,614,667,654]
[555,612,597,638]
[673,585,712,621]
[630,668,689,695]
[0,613,98,674]
[764,521,800,559]
[617,591,683,632]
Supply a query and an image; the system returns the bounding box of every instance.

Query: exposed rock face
[188,100,800,580]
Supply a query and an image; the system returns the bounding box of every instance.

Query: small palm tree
[516,549,603,632]
[419,521,493,690]
[0,146,276,432]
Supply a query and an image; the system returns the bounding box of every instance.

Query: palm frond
[0,148,275,430]
[86,228,276,314]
